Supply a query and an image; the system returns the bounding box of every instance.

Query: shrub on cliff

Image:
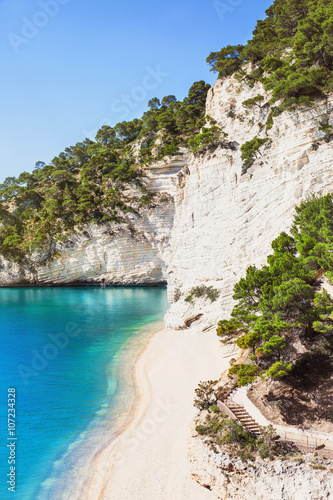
[194,380,218,410]
[217,318,245,339]
[266,361,292,379]
[228,364,260,386]
[185,285,220,304]
[256,336,286,358]
[236,332,261,351]
[173,288,182,302]
[240,137,269,175]
[242,95,265,108]
[188,126,223,155]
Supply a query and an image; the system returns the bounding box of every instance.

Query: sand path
[85,327,232,500]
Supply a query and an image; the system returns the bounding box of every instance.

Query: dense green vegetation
[138,81,211,161]
[207,0,333,106]
[217,194,333,386]
[196,409,284,461]
[188,126,224,156]
[228,364,260,386]
[0,81,210,263]
[2,0,333,266]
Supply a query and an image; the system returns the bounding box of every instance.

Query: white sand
[83,327,232,500]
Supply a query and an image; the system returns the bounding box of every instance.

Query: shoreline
[0,282,168,288]
[81,325,233,500]
[82,323,166,500]
[39,318,166,500]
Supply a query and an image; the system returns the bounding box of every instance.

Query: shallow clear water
[0,287,168,500]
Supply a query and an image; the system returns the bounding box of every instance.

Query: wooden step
[223,399,261,434]
[235,416,255,421]
[232,411,252,417]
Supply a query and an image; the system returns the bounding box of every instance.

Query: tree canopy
[218,194,333,386]
[0,80,211,263]
[207,0,333,105]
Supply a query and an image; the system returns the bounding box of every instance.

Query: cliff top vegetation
[207,0,333,108]
[0,81,210,263]
[2,0,333,266]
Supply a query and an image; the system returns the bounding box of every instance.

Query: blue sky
[0,0,272,182]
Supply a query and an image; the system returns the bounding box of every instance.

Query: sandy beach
[81,326,234,500]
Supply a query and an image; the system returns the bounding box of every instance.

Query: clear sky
[0,0,272,183]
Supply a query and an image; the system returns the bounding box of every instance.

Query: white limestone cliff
[1,75,332,324]
[189,433,333,500]
[165,77,333,329]
[0,157,186,286]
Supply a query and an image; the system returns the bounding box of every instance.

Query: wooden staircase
[217,385,333,456]
[217,385,262,435]
[224,398,261,434]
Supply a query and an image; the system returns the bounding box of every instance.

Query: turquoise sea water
[0,287,168,500]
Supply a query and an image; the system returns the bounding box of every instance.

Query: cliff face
[0,158,185,286]
[1,76,332,307]
[189,434,333,500]
[165,77,333,328]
